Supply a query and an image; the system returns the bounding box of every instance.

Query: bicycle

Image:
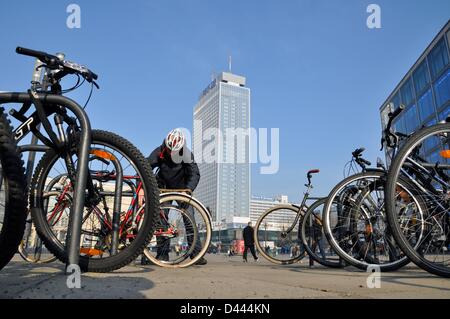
[0,47,160,272]
[0,109,27,270]
[142,189,212,268]
[254,170,321,265]
[322,114,426,272]
[384,105,450,277]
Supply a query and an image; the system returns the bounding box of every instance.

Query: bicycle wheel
[19,174,67,263]
[385,122,450,277]
[301,198,343,268]
[0,108,27,271]
[142,193,212,268]
[254,204,306,264]
[323,171,424,271]
[18,209,57,264]
[30,130,159,272]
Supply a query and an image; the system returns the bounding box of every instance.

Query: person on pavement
[141,128,206,266]
[242,221,258,262]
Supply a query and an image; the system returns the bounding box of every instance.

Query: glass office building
[380,20,450,161]
[193,72,251,223]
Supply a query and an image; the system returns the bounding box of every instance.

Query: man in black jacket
[242,221,258,262]
[142,128,206,265]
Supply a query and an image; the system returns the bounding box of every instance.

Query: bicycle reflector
[80,247,104,257]
[440,150,450,159]
[90,149,116,161]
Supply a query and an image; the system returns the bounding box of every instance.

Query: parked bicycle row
[255,105,450,278]
[0,48,449,279]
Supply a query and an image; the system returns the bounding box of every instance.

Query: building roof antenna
[228,55,232,73]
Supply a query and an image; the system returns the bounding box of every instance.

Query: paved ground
[0,254,449,299]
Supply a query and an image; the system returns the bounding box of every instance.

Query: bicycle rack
[103,152,123,256]
[0,92,92,272]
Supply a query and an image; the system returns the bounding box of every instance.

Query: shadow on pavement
[0,259,156,299]
[380,274,450,291]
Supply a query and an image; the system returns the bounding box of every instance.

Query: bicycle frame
[401,155,450,218]
[0,91,91,269]
[283,176,324,235]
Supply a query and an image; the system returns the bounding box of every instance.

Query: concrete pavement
[0,254,449,299]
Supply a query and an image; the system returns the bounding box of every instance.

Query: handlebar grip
[16,47,59,65]
[90,71,98,80]
[352,147,365,157]
[16,47,45,57]
[389,104,405,119]
[308,169,320,174]
[361,159,371,166]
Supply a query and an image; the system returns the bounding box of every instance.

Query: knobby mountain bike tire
[0,108,27,271]
[29,130,160,272]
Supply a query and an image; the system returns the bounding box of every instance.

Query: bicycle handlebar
[16,47,60,66]
[306,169,320,187]
[352,147,365,158]
[385,104,405,134]
[16,46,98,83]
[357,158,371,166]
[382,104,405,150]
[390,104,405,119]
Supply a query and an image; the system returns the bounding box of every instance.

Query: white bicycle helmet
[165,128,186,152]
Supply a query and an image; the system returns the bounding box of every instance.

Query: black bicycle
[322,143,419,272]
[0,47,160,272]
[385,105,450,277]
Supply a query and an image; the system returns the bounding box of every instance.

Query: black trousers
[157,201,201,258]
[243,244,257,261]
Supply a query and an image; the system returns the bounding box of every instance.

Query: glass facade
[193,72,251,223]
[380,21,450,161]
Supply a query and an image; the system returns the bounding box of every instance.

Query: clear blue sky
[0,1,449,201]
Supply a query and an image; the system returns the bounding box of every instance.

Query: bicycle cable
[83,82,95,109]
[343,159,357,177]
[61,74,84,94]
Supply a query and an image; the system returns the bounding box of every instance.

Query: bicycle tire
[0,108,27,270]
[143,193,212,268]
[18,208,57,264]
[385,122,450,277]
[300,198,343,268]
[323,171,421,271]
[29,130,160,272]
[254,204,306,265]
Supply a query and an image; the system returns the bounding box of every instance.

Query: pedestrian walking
[242,222,258,262]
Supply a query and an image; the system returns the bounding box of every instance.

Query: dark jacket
[147,144,200,191]
[243,226,255,245]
